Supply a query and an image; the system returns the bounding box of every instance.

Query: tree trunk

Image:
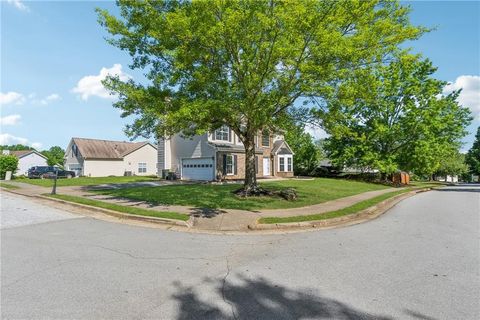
[243,132,258,195]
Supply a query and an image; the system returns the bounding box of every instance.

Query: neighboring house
[64,138,157,177]
[157,126,294,181]
[436,175,458,183]
[2,150,48,176]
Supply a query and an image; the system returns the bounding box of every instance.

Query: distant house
[3,150,48,176]
[64,138,157,177]
[157,126,294,181]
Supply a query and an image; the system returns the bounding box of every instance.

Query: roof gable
[10,150,47,159]
[271,140,294,155]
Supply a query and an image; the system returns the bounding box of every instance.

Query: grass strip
[0,182,20,189]
[46,194,190,221]
[259,189,414,224]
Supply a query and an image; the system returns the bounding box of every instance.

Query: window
[138,162,147,173]
[72,144,78,157]
[278,156,292,172]
[226,155,234,175]
[261,130,270,147]
[279,157,285,172]
[215,125,230,141]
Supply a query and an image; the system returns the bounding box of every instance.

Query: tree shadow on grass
[172,275,393,320]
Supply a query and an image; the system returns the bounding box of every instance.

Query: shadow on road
[433,187,479,193]
[172,275,393,320]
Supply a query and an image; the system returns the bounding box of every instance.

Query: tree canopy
[98,0,424,192]
[466,127,480,176]
[41,146,65,167]
[0,144,35,151]
[319,55,472,178]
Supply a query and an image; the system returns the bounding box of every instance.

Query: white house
[64,138,157,177]
[157,126,294,181]
[4,150,48,176]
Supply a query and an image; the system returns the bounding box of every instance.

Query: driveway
[1,185,479,319]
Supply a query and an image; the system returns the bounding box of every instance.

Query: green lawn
[259,189,411,224]
[15,176,159,187]
[47,194,189,221]
[0,182,20,189]
[96,178,390,210]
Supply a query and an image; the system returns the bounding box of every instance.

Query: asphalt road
[1,185,479,320]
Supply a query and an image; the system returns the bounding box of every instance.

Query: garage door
[181,158,214,181]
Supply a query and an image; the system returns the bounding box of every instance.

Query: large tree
[466,127,480,176]
[284,123,324,176]
[319,55,472,179]
[41,146,65,167]
[98,0,423,194]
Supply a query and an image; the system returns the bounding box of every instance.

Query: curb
[37,195,193,228]
[248,188,431,231]
[1,187,192,228]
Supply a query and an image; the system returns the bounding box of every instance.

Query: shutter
[222,154,227,175]
[255,156,258,174]
[233,155,237,175]
[229,128,232,143]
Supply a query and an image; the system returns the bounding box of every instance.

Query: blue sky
[1,0,479,152]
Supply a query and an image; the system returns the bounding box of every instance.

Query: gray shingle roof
[72,138,155,159]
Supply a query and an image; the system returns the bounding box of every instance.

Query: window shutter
[255,156,258,174]
[222,154,227,175]
[233,155,237,175]
[229,128,232,143]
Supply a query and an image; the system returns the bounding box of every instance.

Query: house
[157,126,294,181]
[64,138,157,177]
[3,150,48,176]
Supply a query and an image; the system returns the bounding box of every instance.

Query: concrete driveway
[1,184,479,319]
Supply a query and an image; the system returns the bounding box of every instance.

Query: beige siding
[83,160,124,177]
[123,144,158,176]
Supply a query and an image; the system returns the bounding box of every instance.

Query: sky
[1,0,479,152]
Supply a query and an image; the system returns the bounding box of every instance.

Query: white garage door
[181,158,214,181]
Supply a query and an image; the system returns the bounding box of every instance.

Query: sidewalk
[3,181,398,232]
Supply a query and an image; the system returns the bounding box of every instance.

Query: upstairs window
[215,125,230,141]
[72,144,78,157]
[261,130,270,147]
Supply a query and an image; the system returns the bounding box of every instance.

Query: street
[1,185,479,320]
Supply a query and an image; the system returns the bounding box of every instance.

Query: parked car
[27,166,75,179]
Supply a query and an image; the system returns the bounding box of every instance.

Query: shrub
[0,155,19,179]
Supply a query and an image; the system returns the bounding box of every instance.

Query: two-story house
[157,126,294,181]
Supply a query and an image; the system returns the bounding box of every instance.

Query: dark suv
[28,166,75,179]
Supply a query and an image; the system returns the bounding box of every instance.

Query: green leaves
[321,54,472,176]
[98,0,423,139]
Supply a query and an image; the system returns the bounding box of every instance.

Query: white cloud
[443,75,480,120]
[0,114,21,126]
[72,64,131,100]
[305,125,329,140]
[38,93,61,105]
[6,0,29,11]
[0,133,42,149]
[0,92,25,106]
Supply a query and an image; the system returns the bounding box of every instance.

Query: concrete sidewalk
[2,181,396,232]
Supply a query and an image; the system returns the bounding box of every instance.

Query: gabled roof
[71,138,156,160]
[10,150,47,159]
[271,140,294,155]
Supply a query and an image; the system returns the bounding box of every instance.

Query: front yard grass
[259,189,411,224]
[15,176,158,187]
[95,178,390,211]
[46,194,189,221]
[0,182,20,189]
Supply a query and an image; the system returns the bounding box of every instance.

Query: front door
[263,157,270,176]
